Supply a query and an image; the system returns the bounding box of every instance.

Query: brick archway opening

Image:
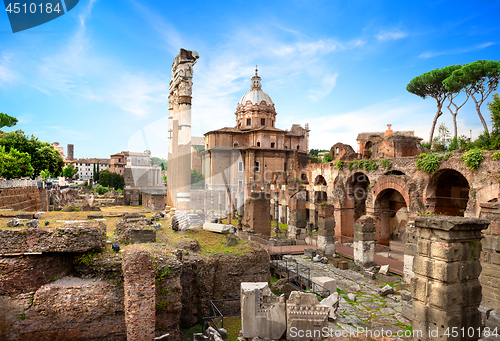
[314,175,327,203]
[426,169,469,216]
[374,188,408,246]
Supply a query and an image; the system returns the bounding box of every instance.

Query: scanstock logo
[3,0,79,33]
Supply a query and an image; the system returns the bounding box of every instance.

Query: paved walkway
[289,255,412,340]
[336,245,404,275]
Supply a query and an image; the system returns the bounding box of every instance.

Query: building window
[284,162,287,171]
[271,142,275,148]
[238,161,243,172]
[238,180,243,188]
[336,147,339,155]
[261,118,265,126]
[297,145,300,150]
[257,141,261,147]
[234,142,239,147]
[254,161,260,172]
[246,118,251,126]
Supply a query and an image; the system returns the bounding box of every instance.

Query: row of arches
[301,168,472,246]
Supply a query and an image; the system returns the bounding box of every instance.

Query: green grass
[271,221,289,230]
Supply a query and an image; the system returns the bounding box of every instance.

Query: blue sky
[1,0,499,159]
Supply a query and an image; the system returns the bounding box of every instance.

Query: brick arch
[371,175,410,209]
[475,183,500,216]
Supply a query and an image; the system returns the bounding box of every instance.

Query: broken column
[123,249,156,341]
[353,215,376,268]
[241,282,286,340]
[241,192,271,236]
[288,193,307,241]
[317,203,335,255]
[479,203,500,312]
[411,216,489,341]
[286,291,330,341]
[167,48,199,211]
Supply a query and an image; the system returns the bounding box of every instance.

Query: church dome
[238,68,273,106]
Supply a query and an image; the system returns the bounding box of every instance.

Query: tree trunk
[471,94,490,135]
[429,105,443,146]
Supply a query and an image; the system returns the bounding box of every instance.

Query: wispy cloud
[308,73,338,102]
[0,52,19,84]
[375,30,409,41]
[419,42,495,58]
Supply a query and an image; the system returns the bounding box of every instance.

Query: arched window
[233,142,239,147]
[297,145,300,150]
[271,142,275,148]
[257,141,261,147]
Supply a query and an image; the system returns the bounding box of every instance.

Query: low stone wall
[0,222,106,255]
[141,192,167,211]
[0,186,42,211]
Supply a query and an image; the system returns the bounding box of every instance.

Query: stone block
[353,231,375,241]
[241,282,286,340]
[338,260,349,270]
[304,248,316,258]
[129,229,156,244]
[319,292,339,319]
[312,277,336,296]
[16,213,34,220]
[286,291,329,341]
[379,284,394,296]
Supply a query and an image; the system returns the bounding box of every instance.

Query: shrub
[334,160,344,171]
[94,184,110,195]
[380,159,392,170]
[415,153,443,174]
[443,152,452,161]
[348,159,378,172]
[460,149,484,170]
[492,151,500,160]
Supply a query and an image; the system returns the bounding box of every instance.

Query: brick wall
[0,187,42,211]
[141,192,167,211]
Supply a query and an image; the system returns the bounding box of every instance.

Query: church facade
[201,69,311,193]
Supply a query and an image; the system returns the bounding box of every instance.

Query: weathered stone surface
[0,221,106,254]
[320,292,339,319]
[6,218,20,227]
[87,214,104,220]
[304,248,316,258]
[26,219,39,228]
[312,277,337,296]
[412,216,487,340]
[203,223,235,234]
[287,291,329,341]
[226,234,237,246]
[353,216,376,268]
[0,254,72,294]
[123,249,155,341]
[16,213,34,220]
[241,282,286,340]
[242,193,271,236]
[379,284,394,296]
[114,219,155,245]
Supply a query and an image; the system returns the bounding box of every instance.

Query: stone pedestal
[353,215,375,268]
[288,198,307,240]
[411,216,489,341]
[241,282,286,340]
[317,204,335,255]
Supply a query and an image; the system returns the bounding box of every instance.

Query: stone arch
[363,141,373,159]
[346,172,370,222]
[371,176,411,210]
[473,183,499,217]
[300,173,309,184]
[373,188,409,246]
[314,174,327,203]
[384,170,405,176]
[425,169,469,216]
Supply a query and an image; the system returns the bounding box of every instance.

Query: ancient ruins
[1,48,499,341]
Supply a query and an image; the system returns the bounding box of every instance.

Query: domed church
[202,68,311,193]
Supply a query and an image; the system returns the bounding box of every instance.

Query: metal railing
[204,298,240,331]
[271,255,330,298]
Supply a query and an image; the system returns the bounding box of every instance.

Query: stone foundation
[0,186,42,211]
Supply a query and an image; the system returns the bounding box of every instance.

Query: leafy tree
[407,65,461,144]
[191,168,204,186]
[309,149,328,157]
[322,154,333,162]
[0,130,64,178]
[62,164,78,178]
[444,60,500,135]
[96,163,100,182]
[0,146,34,179]
[0,113,18,129]
[488,93,500,149]
[40,169,50,181]
[98,169,125,190]
[151,157,167,171]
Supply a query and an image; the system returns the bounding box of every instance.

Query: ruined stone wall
[0,186,42,211]
[141,192,167,211]
[479,203,500,311]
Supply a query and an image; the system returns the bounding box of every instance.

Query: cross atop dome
[251,65,262,90]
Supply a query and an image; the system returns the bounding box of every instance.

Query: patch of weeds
[49,276,59,282]
[75,250,101,265]
[17,312,26,320]
[155,301,170,310]
[337,288,347,295]
[156,267,171,282]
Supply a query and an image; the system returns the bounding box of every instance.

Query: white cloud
[308,73,338,102]
[375,30,409,41]
[419,42,495,58]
